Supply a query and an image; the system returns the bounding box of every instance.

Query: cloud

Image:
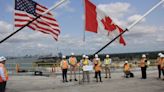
[156,26,164,42]
[127,14,146,24]
[0,21,12,34]
[0,22,50,44]
[52,0,75,18]
[0,24,163,56]
[57,0,75,12]
[125,25,157,41]
[98,2,131,19]
[1,1,164,56]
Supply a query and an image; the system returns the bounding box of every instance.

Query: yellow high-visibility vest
[83,59,89,65]
[104,58,111,65]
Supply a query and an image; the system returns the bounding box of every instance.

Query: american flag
[15,0,60,40]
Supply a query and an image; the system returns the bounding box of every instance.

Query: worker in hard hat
[160,54,164,80]
[93,54,99,78]
[81,55,91,82]
[139,54,147,79]
[60,56,68,83]
[69,53,78,81]
[123,61,130,78]
[80,55,86,82]
[156,53,163,79]
[104,55,112,78]
[0,56,8,92]
[94,58,102,82]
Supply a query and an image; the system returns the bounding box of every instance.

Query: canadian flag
[85,0,126,45]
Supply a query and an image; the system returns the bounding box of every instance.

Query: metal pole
[0,0,67,44]
[127,0,164,30]
[94,29,128,55]
[94,0,164,55]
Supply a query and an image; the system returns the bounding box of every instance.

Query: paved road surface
[6,70,164,92]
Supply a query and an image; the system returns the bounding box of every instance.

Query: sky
[0,0,164,56]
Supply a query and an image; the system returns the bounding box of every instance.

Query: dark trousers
[62,69,68,82]
[124,71,130,78]
[157,65,164,78]
[158,65,161,78]
[162,69,164,77]
[95,71,102,82]
[94,72,96,78]
[0,81,6,92]
[141,67,147,79]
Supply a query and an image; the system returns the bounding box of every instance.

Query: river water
[5,57,38,71]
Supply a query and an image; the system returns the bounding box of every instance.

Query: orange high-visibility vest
[94,60,101,72]
[158,58,163,65]
[140,59,145,67]
[61,60,68,69]
[124,64,130,71]
[16,64,20,73]
[95,65,101,72]
[161,59,164,69]
[69,57,76,65]
[0,63,8,82]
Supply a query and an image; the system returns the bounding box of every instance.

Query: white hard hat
[62,55,66,58]
[95,54,98,58]
[0,56,6,62]
[160,54,164,58]
[125,61,128,63]
[106,55,109,58]
[82,55,86,58]
[85,56,89,59]
[142,54,146,58]
[158,53,162,56]
[71,53,74,56]
[96,58,99,61]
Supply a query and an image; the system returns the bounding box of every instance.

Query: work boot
[74,79,78,81]
[96,78,98,82]
[105,77,107,78]
[100,78,102,82]
[69,79,72,82]
[65,79,68,82]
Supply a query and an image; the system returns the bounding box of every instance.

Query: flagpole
[83,0,86,42]
[0,0,67,44]
[94,0,164,55]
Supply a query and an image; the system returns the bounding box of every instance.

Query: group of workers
[0,52,164,91]
[60,53,164,83]
[60,53,112,83]
[138,53,164,80]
